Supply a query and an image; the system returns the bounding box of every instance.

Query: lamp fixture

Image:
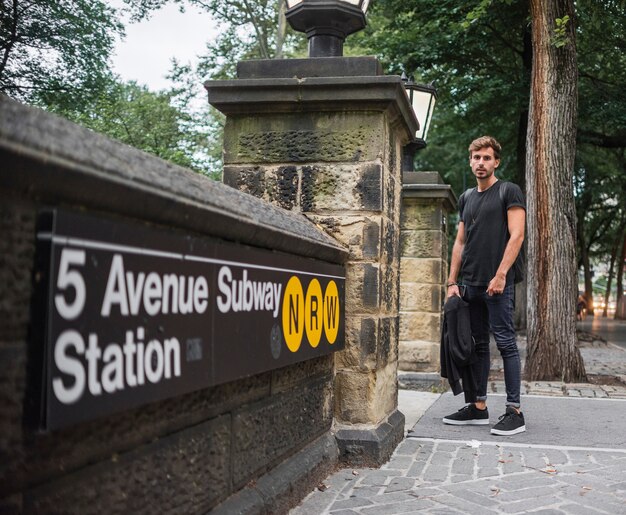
[401,73,437,171]
[285,0,370,57]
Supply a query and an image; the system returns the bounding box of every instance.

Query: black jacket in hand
[440,295,478,403]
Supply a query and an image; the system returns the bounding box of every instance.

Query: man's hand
[487,274,506,296]
[447,284,461,299]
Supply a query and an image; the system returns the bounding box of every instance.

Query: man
[443,136,526,436]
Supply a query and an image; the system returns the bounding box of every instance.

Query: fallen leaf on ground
[317,483,328,492]
[352,470,359,476]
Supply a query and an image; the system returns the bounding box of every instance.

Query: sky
[109,1,218,91]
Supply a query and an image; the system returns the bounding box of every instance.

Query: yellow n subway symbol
[282,276,304,352]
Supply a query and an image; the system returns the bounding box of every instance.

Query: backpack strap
[499,181,509,208]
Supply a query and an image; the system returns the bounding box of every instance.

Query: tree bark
[525,0,586,381]
[603,233,620,317]
[577,223,594,315]
[615,233,626,320]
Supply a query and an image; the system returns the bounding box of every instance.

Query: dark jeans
[464,284,521,407]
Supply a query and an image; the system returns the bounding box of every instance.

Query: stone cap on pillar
[205,58,417,146]
[402,171,458,213]
[237,57,383,79]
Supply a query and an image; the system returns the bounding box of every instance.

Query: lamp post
[285,0,370,57]
[401,74,437,172]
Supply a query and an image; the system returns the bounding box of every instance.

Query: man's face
[469,146,499,180]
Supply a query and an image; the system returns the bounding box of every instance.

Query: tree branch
[0,0,20,81]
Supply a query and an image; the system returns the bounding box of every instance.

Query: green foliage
[0,0,123,107]
[552,15,571,48]
[44,77,220,178]
[354,0,533,194]
[1,0,221,178]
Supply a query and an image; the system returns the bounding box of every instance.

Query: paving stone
[360,472,395,487]
[450,456,474,475]
[606,480,626,492]
[406,459,428,478]
[561,488,626,514]
[430,494,500,514]
[477,468,501,479]
[496,485,561,502]
[329,496,374,511]
[446,488,499,507]
[384,477,416,493]
[498,495,563,514]
[350,485,386,499]
[500,475,559,490]
[361,500,435,515]
[429,452,454,467]
[383,456,414,470]
[422,465,450,482]
[558,502,608,514]
[449,474,473,483]
[394,440,423,456]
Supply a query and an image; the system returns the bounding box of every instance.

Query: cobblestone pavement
[292,329,626,514]
[293,438,626,514]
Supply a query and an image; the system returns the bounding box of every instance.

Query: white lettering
[193,277,208,314]
[85,334,102,395]
[101,343,124,393]
[53,330,86,404]
[163,274,178,314]
[215,266,282,318]
[179,276,193,314]
[273,283,282,318]
[123,330,137,387]
[101,255,129,316]
[100,255,209,317]
[164,337,181,378]
[144,340,164,383]
[54,249,86,320]
[217,266,232,313]
[126,271,145,315]
[143,272,162,316]
[52,327,182,405]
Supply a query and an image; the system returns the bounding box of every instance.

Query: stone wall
[399,172,456,372]
[0,96,347,513]
[207,57,417,466]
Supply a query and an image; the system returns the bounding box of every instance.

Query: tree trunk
[513,14,533,332]
[577,227,594,315]
[603,234,620,317]
[274,0,287,59]
[525,0,586,381]
[615,233,626,320]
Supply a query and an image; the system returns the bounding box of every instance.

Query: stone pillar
[206,57,416,466]
[399,172,457,372]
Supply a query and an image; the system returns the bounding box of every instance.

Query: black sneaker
[491,407,526,435]
[442,404,489,425]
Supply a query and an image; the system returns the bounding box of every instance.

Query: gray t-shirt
[458,180,525,287]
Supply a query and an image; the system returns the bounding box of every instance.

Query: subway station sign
[34,209,345,430]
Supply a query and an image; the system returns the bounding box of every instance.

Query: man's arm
[447,221,465,298]
[486,206,525,296]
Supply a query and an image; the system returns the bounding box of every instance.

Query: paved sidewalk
[292,324,626,514]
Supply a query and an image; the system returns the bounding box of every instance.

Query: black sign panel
[35,209,345,430]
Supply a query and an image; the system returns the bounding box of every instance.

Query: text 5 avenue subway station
[34,209,345,431]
